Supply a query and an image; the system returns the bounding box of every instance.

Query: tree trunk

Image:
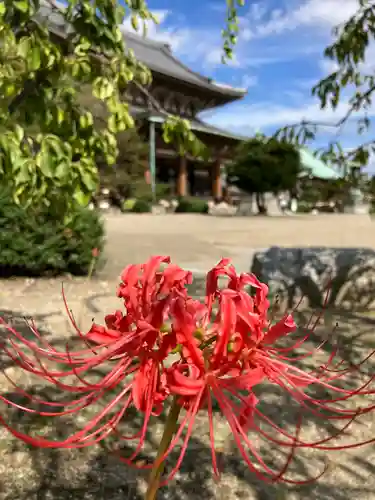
[256,192,267,214]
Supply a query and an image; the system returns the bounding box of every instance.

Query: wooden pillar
[176,155,187,196]
[212,158,222,199]
[148,120,156,203]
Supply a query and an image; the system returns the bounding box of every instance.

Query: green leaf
[14,0,29,13]
[54,159,70,180]
[106,154,116,165]
[114,5,126,24]
[4,84,16,97]
[73,189,91,207]
[131,15,139,31]
[93,77,115,100]
[15,161,31,183]
[108,115,117,133]
[0,0,150,215]
[13,125,24,143]
[18,37,30,58]
[36,149,54,178]
[28,47,41,71]
[45,136,65,159]
[81,171,97,191]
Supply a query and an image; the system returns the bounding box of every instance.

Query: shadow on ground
[1,289,375,500]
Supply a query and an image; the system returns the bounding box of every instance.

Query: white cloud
[294,0,358,27]
[207,98,374,132]
[203,47,242,67]
[121,10,191,52]
[240,74,258,88]
[122,0,355,70]
[359,43,375,73]
[121,9,168,34]
[232,0,359,68]
[122,9,227,68]
[319,59,339,74]
[243,0,358,40]
[248,2,268,23]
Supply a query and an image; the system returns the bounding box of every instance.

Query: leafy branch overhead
[221,0,245,63]
[274,0,375,168]
[223,0,375,169]
[0,0,198,212]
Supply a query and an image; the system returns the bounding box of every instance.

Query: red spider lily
[1,256,375,492]
[0,256,189,451]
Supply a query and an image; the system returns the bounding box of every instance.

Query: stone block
[236,201,253,216]
[251,246,375,310]
[209,202,237,217]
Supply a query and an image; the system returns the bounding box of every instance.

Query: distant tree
[228,137,302,214]
[366,175,375,208]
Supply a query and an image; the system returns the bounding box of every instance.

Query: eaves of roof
[36,1,247,100]
[137,110,247,141]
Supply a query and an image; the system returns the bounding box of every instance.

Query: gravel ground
[1,275,375,500]
[100,212,375,278]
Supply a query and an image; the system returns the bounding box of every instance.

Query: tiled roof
[36,2,247,99]
[299,148,342,180]
[123,32,246,98]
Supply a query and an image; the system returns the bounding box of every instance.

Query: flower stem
[145,398,181,500]
[87,253,97,281]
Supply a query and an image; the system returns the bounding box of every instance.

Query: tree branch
[131,80,168,116]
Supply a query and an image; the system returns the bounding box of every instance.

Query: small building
[298,148,342,180]
[37,2,248,198]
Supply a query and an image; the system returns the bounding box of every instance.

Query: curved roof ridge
[158,43,247,95]
[36,1,247,100]
[123,30,246,97]
[123,30,171,50]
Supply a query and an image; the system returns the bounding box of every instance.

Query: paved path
[101,212,375,279]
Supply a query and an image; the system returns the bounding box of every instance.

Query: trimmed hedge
[131,199,152,213]
[133,182,172,203]
[175,197,209,214]
[121,198,137,212]
[0,189,105,277]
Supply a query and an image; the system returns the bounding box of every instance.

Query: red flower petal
[263,314,296,345]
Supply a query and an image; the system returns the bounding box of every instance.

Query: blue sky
[122,0,375,171]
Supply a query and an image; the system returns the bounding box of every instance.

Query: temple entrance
[155,156,214,197]
[189,163,211,196]
[156,157,176,189]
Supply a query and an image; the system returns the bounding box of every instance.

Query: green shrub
[121,198,136,212]
[175,197,209,214]
[132,181,172,203]
[296,201,313,213]
[131,199,151,213]
[0,189,105,277]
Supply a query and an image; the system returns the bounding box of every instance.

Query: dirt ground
[101,212,375,278]
[1,213,375,499]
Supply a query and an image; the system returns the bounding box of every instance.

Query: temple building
[123,33,247,198]
[37,3,248,198]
